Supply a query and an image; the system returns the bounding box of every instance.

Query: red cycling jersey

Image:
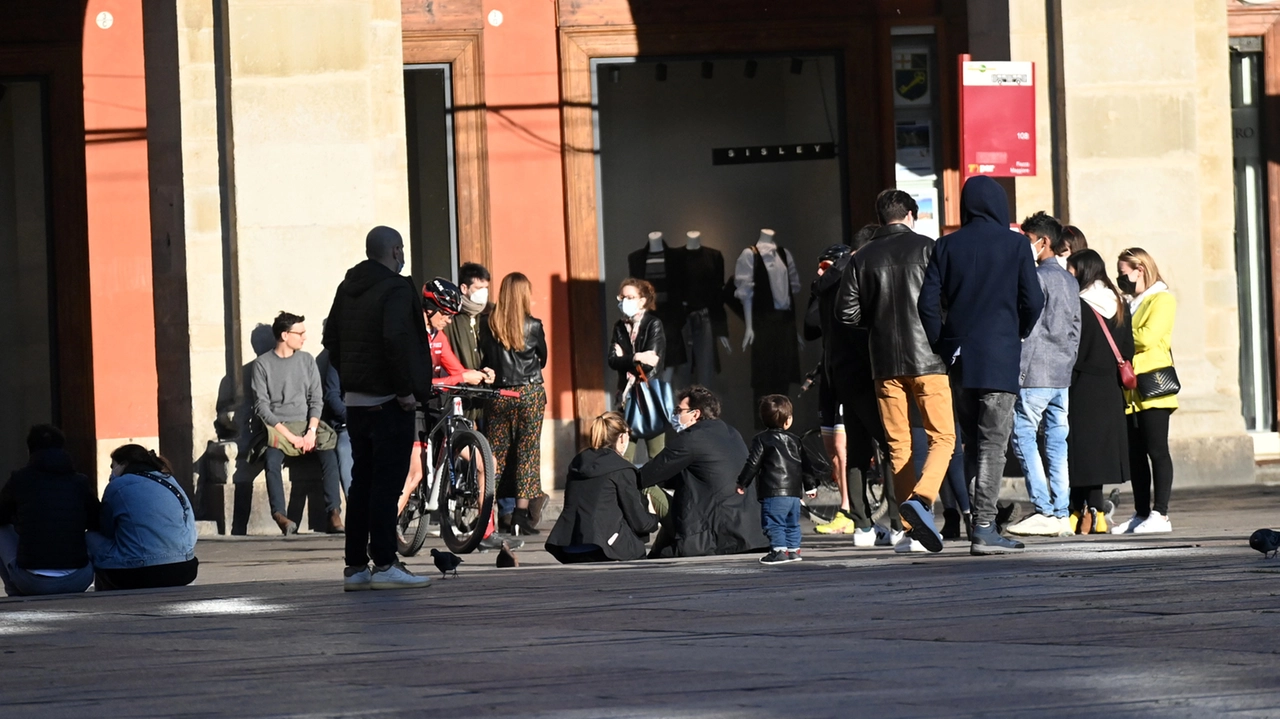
[429,328,469,386]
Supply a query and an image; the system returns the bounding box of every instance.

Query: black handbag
[1136,366,1180,399]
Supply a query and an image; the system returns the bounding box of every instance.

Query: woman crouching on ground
[545,412,659,563]
[87,445,198,591]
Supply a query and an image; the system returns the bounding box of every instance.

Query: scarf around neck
[459,294,486,317]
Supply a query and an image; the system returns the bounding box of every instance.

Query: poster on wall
[960,58,1036,179]
[894,49,931,107]
[895,120,933,176]
[899,181,940,239]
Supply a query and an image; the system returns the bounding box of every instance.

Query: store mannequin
[628,231,688,372]
[734,229,802,421]
[677,230,731,389]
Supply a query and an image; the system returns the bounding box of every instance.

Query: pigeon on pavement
[431,548,463,578]
[1249,528,1280,558]
[497,541,519,568]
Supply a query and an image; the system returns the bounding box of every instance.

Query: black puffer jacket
[0,449,99,570]
[322,259,431,401]
[836,224,948,380]
[480,316,548,387]
[608,312,666,393]
[545,448,658,562]
[736,429,819,500]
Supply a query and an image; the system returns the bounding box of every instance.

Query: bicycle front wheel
[396,485,431,557]
[439,427,496,554]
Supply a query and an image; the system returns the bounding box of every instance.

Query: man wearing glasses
[638,385,767,558]
[250,311,345,535]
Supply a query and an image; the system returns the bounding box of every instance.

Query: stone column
[1055,0,1252,485]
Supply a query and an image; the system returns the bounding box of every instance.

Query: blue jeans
[1011,387,1070,518]
[760,496,802,551]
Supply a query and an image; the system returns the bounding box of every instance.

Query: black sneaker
[970,524,1025,556]
[899,498,944,553]
[760,550,789,565]
[786,551,803,562]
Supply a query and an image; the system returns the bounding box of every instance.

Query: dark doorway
[404,64,459,284]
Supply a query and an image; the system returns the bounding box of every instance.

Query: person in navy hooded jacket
[918,176,1044,556]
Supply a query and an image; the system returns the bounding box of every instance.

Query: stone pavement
[4,486,1280,718]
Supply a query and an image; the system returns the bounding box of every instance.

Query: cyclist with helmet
[399,279,494,516]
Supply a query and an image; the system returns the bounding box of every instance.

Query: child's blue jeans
[761,496,802,551]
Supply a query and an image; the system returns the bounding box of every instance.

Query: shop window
[404,65,459,284]
[1230,38,1276,433]
[592,55,846,443]
[891,29,944,238]
[0,80,55,479]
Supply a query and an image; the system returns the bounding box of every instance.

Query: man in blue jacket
[918,177,1044,555]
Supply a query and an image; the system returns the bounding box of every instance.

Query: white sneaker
[1132,511,1172,534]
[370,562,432,590]
[852,527,877,548]
[1057,516,1076,537]
[1007,513,1060,537]
[343,565,372,592]
[874,526,904,547]
[893,536,928,553]
[1110,513,1141,534]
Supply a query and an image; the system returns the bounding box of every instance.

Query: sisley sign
[960,57,1036,179]
[713,142,837,166]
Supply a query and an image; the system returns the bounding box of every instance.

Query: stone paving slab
[4,487,1280,718]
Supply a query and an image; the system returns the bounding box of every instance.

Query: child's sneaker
[760,550,789,565]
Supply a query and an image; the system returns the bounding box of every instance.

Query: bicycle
[396,384,514,555]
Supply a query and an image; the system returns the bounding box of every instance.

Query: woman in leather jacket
[608,278,667,463]
[479,272,548,535]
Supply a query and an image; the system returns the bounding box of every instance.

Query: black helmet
[422,278,463,316]
[818,244,852,265]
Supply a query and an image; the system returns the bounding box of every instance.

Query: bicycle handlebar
[433,384,521,398]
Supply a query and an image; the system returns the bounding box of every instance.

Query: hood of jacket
[342,259,402,298]
[1081,280,1119,319]
[567,447,634,482]
[959,175,1009,227]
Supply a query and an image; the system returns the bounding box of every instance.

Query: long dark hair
[110,444,173,475]
[1067,249,1126,327]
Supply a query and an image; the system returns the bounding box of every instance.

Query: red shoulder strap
[1091,308,1123,363]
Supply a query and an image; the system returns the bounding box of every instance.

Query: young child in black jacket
[737,395,820,564]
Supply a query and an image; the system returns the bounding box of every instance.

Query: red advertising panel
[960,57,1036,179]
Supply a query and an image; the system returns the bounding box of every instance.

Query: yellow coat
[1125,288,1178,414]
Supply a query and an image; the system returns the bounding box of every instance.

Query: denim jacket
[91,471,197,569]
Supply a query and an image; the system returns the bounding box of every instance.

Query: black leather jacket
[804,253,873,387]
[608,312,666,393]
[479,316,548,387]
[736,429,818,500]
[836,224,948,379]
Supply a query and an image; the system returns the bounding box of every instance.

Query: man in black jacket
[919,176,1044,556]
[639,386,768,557]
[0,425,99,596]
[324,226,434,590]
[837,190,953,554]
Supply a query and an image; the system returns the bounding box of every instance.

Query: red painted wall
[81,0,158,441]
[480,1,574,420]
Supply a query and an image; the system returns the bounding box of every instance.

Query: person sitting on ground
[545,412,658,563]
[252,311,345,535]
[737,395,820,565]
[639,385,768,558]
[87,445,198,591]
[0,425,99,597]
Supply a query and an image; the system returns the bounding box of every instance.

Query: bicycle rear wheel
[439,427,496,554]
[396,488,431,557]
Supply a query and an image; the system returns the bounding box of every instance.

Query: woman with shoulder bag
[608,278,668,463]
[479,272,549,536]
[1065,251,1133,534]
[545,412,659,563]
[1113,247,1178,534]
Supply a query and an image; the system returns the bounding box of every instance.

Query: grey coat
[1019,259,1081,388]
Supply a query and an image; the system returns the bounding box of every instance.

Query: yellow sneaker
[1091,509,1108,534]
[816,510,856,534]
[1069,511,1081,534]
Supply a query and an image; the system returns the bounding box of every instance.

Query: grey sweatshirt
[1019,259,1081,388]
[251,350,324,427]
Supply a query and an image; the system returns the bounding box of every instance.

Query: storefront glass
[404,64,459,284]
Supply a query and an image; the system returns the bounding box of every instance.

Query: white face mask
[1055,255,1068,269]
[469,287,489,305]
[619,298,642,318]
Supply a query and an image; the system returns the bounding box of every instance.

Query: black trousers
[95,558,199,591]
[1128,408,1173,516]
[833,377,899,530]
[345,401,416,568]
